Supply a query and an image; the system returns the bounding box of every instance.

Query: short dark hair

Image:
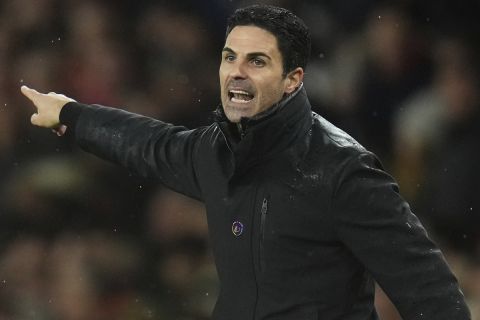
[226,4,311,76]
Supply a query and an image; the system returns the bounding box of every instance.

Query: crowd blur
[0,0,479,319]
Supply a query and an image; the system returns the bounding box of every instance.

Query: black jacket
[61,87,471,319]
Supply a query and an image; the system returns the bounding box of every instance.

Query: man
[21,4,470,320]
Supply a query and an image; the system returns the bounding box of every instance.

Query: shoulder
[194,122,223,143]
[311,112,365,152]
[307,112,389,190]
[307,112,369,169]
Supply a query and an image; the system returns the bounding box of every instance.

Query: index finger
[20,85,42,102]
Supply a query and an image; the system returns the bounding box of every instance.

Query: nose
[229,60,248,80]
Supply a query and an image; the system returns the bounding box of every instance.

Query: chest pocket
[258,183,333,274]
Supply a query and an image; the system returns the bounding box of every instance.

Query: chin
[224,105,252,123]
[224,111,242,123]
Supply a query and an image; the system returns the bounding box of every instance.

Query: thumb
[30,112,40,126]
[21,85,41,102]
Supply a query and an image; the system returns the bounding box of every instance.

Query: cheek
[258,80,285,102]
[218,69,224,84]
[219,62,228,81]
[219,70,227,94]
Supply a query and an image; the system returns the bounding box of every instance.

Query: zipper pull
[261,198,268,214]
[236,122,246,139]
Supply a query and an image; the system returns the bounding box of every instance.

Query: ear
[284,67,304,94]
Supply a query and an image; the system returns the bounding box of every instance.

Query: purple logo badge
[232,221,244,236]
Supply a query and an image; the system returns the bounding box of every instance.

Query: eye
[251,58,265,67]
[224,54,235,62]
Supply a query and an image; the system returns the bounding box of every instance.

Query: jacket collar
[216,85,312,174]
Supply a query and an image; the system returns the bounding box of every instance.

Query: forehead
[225,25,279,55]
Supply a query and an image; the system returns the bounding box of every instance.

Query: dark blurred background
[0,0,479,319]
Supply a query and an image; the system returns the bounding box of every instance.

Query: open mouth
[228,90,254,104]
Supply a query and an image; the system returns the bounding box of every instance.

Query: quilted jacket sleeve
[331,151,471,319]
[60,102,203,200]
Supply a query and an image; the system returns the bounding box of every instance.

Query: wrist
[59,101,85,128]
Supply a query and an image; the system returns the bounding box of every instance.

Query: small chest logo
[232,221,244,237]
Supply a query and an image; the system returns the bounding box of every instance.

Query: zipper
[259,197,268,272]
[236,122,246,139]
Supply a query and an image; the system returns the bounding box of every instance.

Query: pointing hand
[21,85,75,136]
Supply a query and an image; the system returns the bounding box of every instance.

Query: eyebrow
[222,47,272,60]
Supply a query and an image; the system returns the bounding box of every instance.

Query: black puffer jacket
[61,87,470,320]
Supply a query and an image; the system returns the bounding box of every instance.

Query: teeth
[230,90,250,95]
[229,89,253,103]
[232,97,250,103]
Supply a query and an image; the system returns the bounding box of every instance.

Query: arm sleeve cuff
[59,101,85,128]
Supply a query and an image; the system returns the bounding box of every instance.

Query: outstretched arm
[20,85,203,200]
[20,85,75,136]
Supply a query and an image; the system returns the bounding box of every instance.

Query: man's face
[219,26,296,123]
